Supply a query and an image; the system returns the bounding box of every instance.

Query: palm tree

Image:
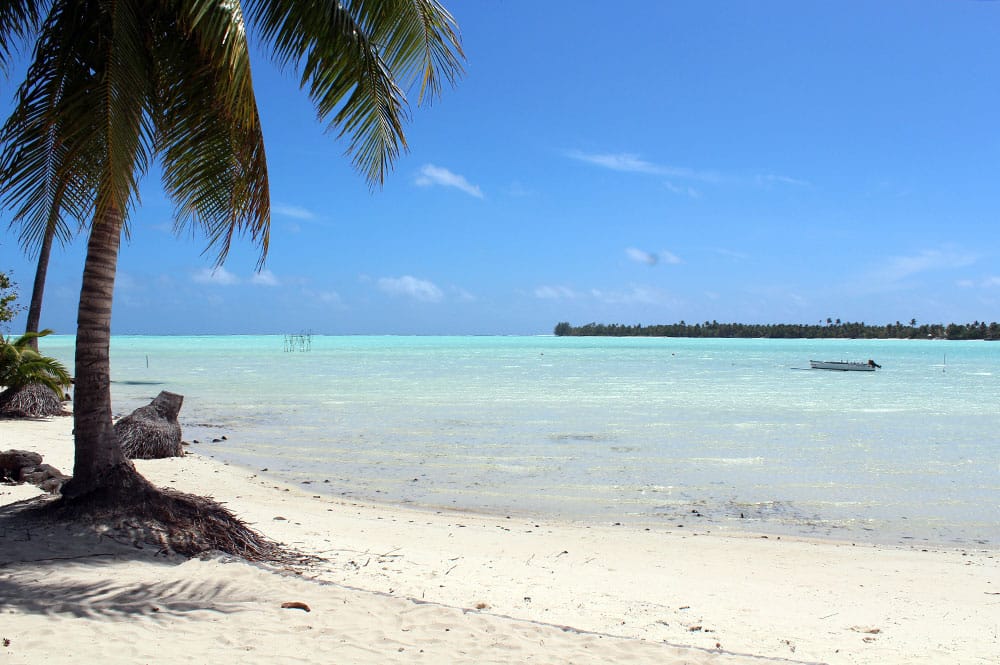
[0,329,71,394]
[0,0,463,553]
[0,328,72,416]
[20,211,73,352]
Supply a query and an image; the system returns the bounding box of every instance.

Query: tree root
[27,466,297,563]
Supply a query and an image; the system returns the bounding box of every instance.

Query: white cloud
[659,250,682,265]
[590,285,666,305]
[251,269,280,286]
[959,276,1000,289]
[570,151,664,174]
[626,248,658,266]
[569,150,806,189]
[877,249,977,284]
[626,248,683,266]
[115,272,142,292]
[415,164,484,198]
[273,204,316,220]
[193,267,239,285]
[567,151,719,182]
[452,287,477,302]
[378,275,444,302]
[664,181,701,198]
[758,174,810,187]
[534,285,580,300]
[714,247,750,260]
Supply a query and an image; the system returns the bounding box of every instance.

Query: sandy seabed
[1,416,997,664]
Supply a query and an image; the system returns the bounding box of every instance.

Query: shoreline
[202,450,997,554]
[184,431,996,553]
[30,334,1000,554]
[2,415,998,664]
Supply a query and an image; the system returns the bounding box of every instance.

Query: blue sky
[3,1,1000,335]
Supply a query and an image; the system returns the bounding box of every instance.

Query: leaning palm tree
[19,205,74,352]
[0,0,463,555]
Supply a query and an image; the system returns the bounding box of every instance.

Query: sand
[1,416,997,664]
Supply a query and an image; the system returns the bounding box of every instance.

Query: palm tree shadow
[0,497,249,620]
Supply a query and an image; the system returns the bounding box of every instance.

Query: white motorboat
[809,359,880,371]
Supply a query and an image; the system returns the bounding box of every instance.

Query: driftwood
[115,391,184,460]
[0,382,66,418]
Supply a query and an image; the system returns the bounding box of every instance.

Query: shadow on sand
[0,497,245,620]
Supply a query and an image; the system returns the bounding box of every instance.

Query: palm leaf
[0,0,45,73]
[0,328,70,394]
[245,0,463,186]
[153,0,270,267]
[0,0,101,255]
[93,0,155,230]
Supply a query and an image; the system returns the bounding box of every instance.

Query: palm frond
[0,0,46,73]
[0,328,70,394]
[93,0,155,232]
[0,0,101,256]
[154,0,270,267]
[353,0,464,103]
[4,328,54,349]
[245,0,462,187]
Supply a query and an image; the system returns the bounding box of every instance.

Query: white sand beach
[1,416,997,664]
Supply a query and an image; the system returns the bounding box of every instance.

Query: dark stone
[0,449,44,481]
[115,391,185,459]
[1,451,68,493]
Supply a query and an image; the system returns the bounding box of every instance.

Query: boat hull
[809,360,876,372]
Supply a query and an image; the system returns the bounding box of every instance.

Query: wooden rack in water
[283,332,313,352]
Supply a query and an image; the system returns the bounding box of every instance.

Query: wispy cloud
[114,272,143,292]
[755,173,811,187]
[664,181,702,198]
[415,164,484,198]
[959,276,1000,289]
[876,249,977,284]
[301,288,343,306]
[714,247,750,260]
[569,150,807,189]
[567,151,720,182]
[590,285,669,305]
[273,204,317,220]
[193,267,239,286]
[625,248,683,266]
[626,248,658,266]
[661,251,682,265]
[378,275,444,302]
[251,269,280,287]
[534,285,580,300]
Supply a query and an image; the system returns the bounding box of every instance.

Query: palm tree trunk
[23,223,55,352]
[61,204,138,499]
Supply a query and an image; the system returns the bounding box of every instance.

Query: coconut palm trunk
[61,204,138,499]
[23,223,54,352]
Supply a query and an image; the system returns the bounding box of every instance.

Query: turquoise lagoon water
[39,335,999,547]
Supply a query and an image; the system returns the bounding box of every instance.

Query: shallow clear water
[41,335,999,547]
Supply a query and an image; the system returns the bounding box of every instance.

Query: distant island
[553,320,1000,340]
